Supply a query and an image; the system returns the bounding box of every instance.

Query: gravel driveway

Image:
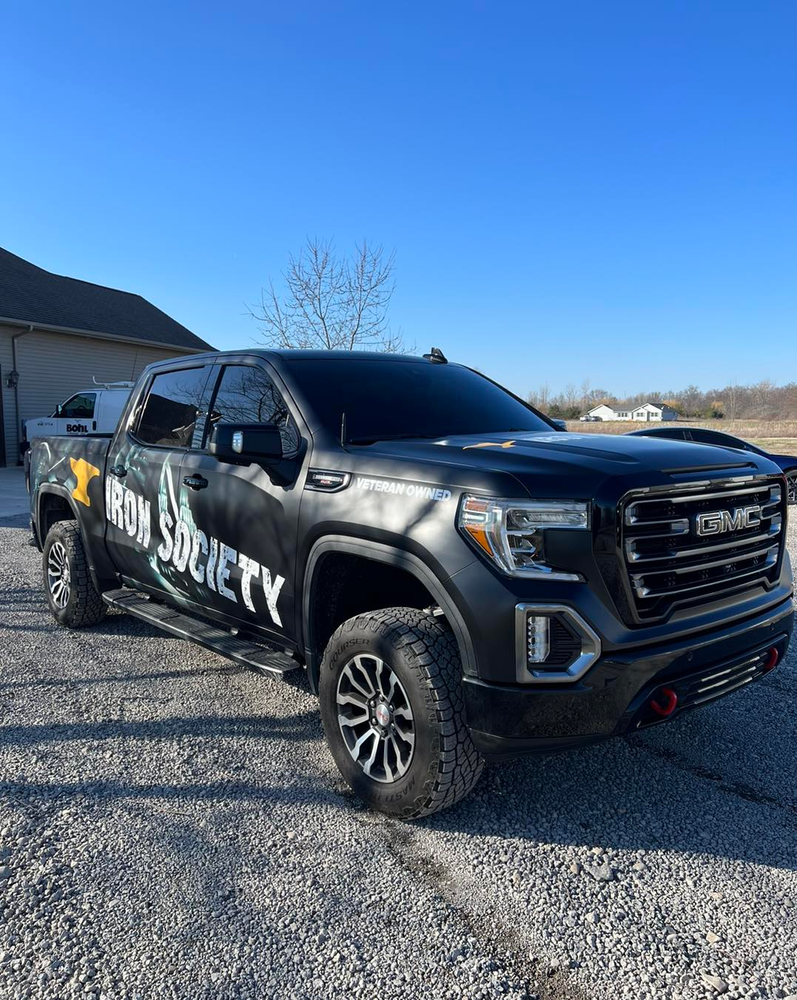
[1,512,796,1000]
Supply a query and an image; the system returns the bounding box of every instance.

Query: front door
[105,363,215,597]
[177,360,305,647]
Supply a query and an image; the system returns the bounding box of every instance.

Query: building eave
[0,315,212,355]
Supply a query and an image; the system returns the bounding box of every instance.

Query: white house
[584,402,678,422]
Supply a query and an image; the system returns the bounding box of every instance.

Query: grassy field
[747,438,797,453]
[565,418,797,453]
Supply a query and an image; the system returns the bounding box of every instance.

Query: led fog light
[515,605,601,684]
[527,615,551,663]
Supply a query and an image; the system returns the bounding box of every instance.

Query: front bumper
[464,597,794,759]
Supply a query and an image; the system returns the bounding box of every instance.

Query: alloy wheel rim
[336,654,415,784]
[47,541,71,610]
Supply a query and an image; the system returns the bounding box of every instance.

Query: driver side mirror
[208,423,283,464]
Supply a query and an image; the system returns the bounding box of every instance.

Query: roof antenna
[340,412,347,448]
[423,346,448,364]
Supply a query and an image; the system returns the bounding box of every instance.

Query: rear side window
[208,364,300,454]
[644,428,689,441]
[136,368,211,448]
[689,430,744,449]
[59,393,96,418]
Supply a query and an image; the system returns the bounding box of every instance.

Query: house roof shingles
[0,247,214,352]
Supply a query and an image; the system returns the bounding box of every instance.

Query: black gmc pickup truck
[29,349,794,817]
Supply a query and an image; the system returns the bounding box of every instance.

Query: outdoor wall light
[6,370,19,389]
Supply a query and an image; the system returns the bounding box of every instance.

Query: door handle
[183,475,209,491]
[110,464,127,478]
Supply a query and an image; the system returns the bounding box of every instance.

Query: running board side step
[102,588,300,679]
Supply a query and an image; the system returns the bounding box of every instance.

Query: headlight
[458,495,590,580]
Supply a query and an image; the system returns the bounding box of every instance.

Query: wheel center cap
[375,703,390,727]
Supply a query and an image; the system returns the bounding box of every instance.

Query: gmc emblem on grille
[695,505,762,537]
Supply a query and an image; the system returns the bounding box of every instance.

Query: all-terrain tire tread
[327,607,484,818]
[45,521,106,628]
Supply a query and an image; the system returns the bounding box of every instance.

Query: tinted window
[136,368,210,448]
[286,360,552,442]
[209,364,300,453]
[59,393,96,418]
[689,429,747,449]
[640,428,689,441]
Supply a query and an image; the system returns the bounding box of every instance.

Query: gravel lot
[1,511,795,1000]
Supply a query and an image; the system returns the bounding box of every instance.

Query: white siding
[588,404,619,420]
[632,404,664,422]
[0,324,190,464]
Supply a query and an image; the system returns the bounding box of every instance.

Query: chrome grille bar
[619,477,784,621]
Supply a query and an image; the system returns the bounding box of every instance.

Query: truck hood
[361,430,772,498]
[435,430,759,472]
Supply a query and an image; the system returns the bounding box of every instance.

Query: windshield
[286,359,554,442]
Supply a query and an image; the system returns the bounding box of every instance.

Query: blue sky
[2,1,795,397]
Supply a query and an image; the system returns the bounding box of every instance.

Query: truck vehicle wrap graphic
[28,349,794,818]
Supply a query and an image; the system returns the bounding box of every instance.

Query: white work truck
[22,380,133,450]
[21,380,133,483]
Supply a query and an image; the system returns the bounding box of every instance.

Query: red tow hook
[763,647,780,673]
[650,686,678,718]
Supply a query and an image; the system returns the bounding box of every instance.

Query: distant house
[0,248,215,466]
[585,402,678,423]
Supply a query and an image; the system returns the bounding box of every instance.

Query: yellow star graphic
[70,457,101,507]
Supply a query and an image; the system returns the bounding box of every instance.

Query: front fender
[301,535,479,690]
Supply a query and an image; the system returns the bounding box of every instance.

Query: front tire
[43,521,107,628]
[319,607,484,818]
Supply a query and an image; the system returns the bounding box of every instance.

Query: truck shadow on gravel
[0,712,317,748]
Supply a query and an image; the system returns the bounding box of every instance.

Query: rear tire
[319,607,483,818]
[42,521,107,628]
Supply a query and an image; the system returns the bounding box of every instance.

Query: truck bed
[29,434,111,552]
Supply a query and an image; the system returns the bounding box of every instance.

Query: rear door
[177,359,306,646]
[105,363,215,596]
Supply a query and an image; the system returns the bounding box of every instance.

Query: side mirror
[208,423,283,464]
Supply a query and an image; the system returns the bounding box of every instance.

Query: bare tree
[250,238,404,352]
[579,378,591,413]
[727,382,738,421]
[752,378,775,419]
[528,383,551,410]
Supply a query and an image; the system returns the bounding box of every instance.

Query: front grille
[620,477,784,622]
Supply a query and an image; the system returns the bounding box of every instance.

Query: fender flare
[36,482,81,533]
[302,535,477,690]
[35,484,106,590]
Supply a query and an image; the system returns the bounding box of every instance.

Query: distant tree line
[527,379,797,421]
